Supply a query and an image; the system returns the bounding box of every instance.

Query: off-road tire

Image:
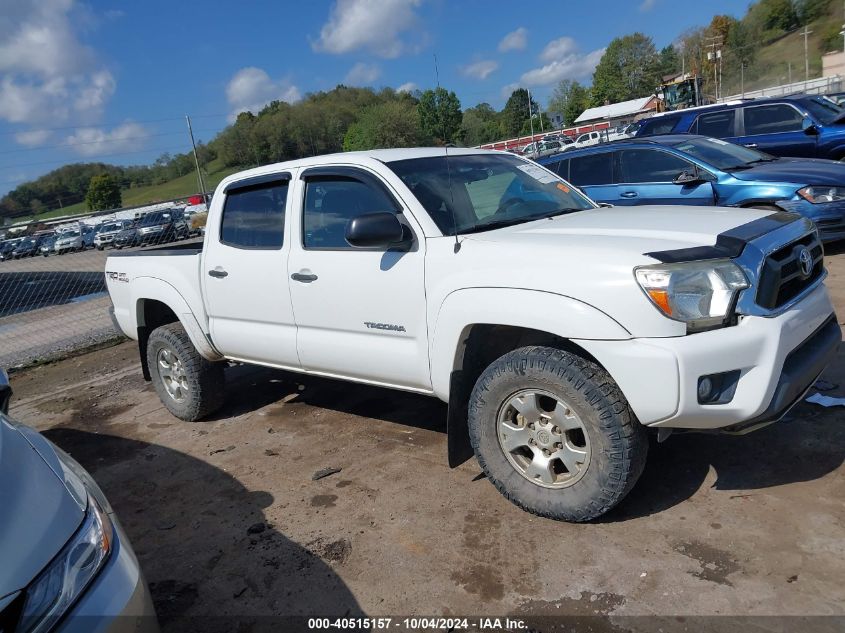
[146,322,225,421]
[468,346,648,522]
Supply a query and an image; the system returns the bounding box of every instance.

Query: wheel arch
[430,288,632,466]
[131,277,222,380]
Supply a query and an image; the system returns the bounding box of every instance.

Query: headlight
[635,259,749,332]
[798,186,845,203]
[18,498,112,633]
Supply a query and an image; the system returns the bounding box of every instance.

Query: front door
[287,167,431,391]
[202,174,299,368]
[737,103,818,157]
[614,148,714,206]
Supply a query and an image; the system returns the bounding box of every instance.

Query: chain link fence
[0,202,207,370]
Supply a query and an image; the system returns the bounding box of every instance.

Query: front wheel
[146,322,226,421]
[468,346,648,522]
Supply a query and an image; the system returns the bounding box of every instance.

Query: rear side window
[618,149,692,183]
[743,104,804,135]
[569,153,613,186]
[221,180,288,249]
[695,110,735,137]
[638,115,681,136]
[542,158,569,178]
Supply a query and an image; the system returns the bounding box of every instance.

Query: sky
[0,0,748,195]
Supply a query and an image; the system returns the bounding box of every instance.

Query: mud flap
[447,370,474,467]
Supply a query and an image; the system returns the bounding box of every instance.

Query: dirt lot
[8,251,845,632]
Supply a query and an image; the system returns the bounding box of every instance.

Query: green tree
[548,80,591,127]
[656,45,681,79]
[501,88,536,137]
[727,19,758,66]
[85,173,122,211]
[459,103,500,146]
[796,0,834,23]
[342,101,423,151]
[591,33,660,105]
[417,87,462,144]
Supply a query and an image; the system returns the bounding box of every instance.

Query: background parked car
[94,219,134,250]
[11,235,43,259]
[135,209,189,246]
[39,235,56,257]
[53,228,86,254]
[0,239,19,261]
[569,130,604,149]
[521,139,564,158]
[538,134,845,241]
[636,94,845,161]
[0,368,159,633]
[113,223,139,249]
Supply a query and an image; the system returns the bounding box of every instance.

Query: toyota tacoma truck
[105,148,840,521]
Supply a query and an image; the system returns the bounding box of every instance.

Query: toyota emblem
[798,246,813,278]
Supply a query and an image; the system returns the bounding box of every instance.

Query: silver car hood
[0,418,84,598]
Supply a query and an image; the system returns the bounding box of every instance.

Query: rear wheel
[468,346,648,522]
[146,322,225,421]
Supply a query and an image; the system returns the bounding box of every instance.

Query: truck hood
[0,418,84,598]
[729,157,845,186]
[465,205,773,253]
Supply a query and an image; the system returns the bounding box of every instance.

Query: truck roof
[217,147,502,189]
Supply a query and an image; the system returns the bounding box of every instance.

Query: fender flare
[130,277,222,362]
[429,287,632,400]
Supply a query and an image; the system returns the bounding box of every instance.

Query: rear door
[287,166,431,391]
[693,109,739,143]
[566,151,616,203]
[736,103,817,157]
[202,173,299,367]
[615,148,715,206]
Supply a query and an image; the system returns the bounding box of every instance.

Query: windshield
[100,222,122,232]
[139,212,170,226]
[386,153,595,236]
[63,230,80,238]
[803,96,844,125]
[668,137,774,170]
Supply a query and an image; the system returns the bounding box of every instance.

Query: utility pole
[741,62,745,97]
[185,115,207,204]
[527,87,535,141]
[705,36,722,101]
[802,25,812,86]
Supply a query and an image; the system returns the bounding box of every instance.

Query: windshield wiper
[460,208,581,235]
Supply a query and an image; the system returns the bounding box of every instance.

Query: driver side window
[618,149,692,184]
[303,175,397,249]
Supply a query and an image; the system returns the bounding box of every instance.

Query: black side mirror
[673,170,702,185]
[0,368,11,414]
[345,212,410,248]
[803,117,819,135]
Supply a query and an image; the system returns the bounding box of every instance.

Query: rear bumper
[579,282,840,430]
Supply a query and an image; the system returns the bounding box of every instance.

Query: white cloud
[14,129,51,147]
[498,27,527,53]
[639,0,657,11]
[500,82,520,99]
[225,67,301,119]
[0,0,116,131]
[520,46,605,86]
[461,59,498,80]
[313,0,423,58]
[396,82,417,93]
[65,122,148,157]
[539,36,578,63]
[344,62,381,85]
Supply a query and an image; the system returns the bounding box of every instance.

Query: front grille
[755,232,824,310]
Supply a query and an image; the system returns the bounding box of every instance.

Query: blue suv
[636,94,845,160]
[536,134,845,242]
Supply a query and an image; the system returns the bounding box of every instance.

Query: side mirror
[0,368,11,415]
[345,212,410,249]
[673,170,702,185]
[802,117,818,135]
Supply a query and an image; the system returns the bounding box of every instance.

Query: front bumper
[56,514,158,633]
[777,198,845,242]
[579,282,840,430]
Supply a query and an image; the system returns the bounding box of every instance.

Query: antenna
[434,53,461,253]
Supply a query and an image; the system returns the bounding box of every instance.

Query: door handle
[744,143,758,148]
[291,272,318,283]
[208,268,228,278]
[620,191,638,198]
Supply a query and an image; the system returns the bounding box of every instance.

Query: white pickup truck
[105,148,840,521]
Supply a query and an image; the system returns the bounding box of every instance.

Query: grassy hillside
[14,158,241,224]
